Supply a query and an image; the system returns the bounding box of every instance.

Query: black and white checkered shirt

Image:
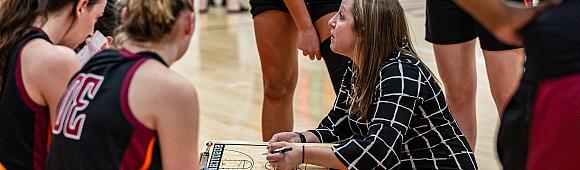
[309,51,477,170]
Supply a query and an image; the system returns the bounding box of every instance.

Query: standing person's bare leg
[433,40,478,149]
[254,11,299,141]
[483,49,524,115]
[314,13,334,43]
[200,0,208,12]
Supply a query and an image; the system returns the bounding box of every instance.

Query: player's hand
[269,132,301,143]
[297,28,322,61]
[495,0,562,45]
[266,142,303,170]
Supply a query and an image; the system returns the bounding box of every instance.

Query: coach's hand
[269,132,301,143]
[266,142,303,170]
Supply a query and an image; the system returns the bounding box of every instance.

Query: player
[425,0,526,148]
[46,0,199,169]
[0,0,105,169]
[453,0,580,169]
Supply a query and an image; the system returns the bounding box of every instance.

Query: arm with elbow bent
[268,115,354,146]
[268,81,355,144]
[266,141,348,170]
[452,0,561,45]
[266,112,352,169]
[268,63,423,169]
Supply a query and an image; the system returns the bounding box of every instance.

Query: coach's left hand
[266,142,303,170]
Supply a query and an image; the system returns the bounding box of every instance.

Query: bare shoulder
[129,60,198,122]
[137,60,197,101]
[19,40,80,108]
[155,69,198,105]
[22,40,79,73]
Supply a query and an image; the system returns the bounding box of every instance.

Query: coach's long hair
[0,0,100,89]
[120,0,194,42]
[348,0,422,119]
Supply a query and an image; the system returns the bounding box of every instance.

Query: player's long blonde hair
[349,0,422,119]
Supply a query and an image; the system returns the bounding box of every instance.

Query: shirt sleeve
[309,66,356,143]
[332,61,424,169]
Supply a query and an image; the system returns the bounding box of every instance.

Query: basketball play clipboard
[199,140,336,170]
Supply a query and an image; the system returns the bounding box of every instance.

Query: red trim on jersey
[15,41,47,116]
[527,73,580,169]
[119,56,153,132]
[119,48,139,59]
[119,57,157,169]
[15,40,49,170]
[32,107,49,170]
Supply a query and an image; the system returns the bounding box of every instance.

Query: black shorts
[250,0,340,22]
[425,0,521,51]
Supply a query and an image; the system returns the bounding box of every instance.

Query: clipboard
[199,140,337,170]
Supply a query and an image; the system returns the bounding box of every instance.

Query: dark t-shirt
[499,0,580,169]
[523,0,580,82]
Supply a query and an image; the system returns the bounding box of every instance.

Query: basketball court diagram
[200,141,331,170]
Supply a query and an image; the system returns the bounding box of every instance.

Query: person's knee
[263,78,295,99]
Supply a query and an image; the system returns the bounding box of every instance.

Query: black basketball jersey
[46,49,166,170]
[0,29,52,170]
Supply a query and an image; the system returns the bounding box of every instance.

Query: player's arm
[304,146,347,169]
[283,0,314,32]
[130,63,199,169]
[156,75,199,169]
[266,142,347,170]
[452,0,561,45]
[283,0,322,60]
[25,43,80,123]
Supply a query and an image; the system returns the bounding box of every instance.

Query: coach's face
[328,0,356,58]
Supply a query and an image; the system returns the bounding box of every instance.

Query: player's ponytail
[0,0,47,88]
[121,0,194,42]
